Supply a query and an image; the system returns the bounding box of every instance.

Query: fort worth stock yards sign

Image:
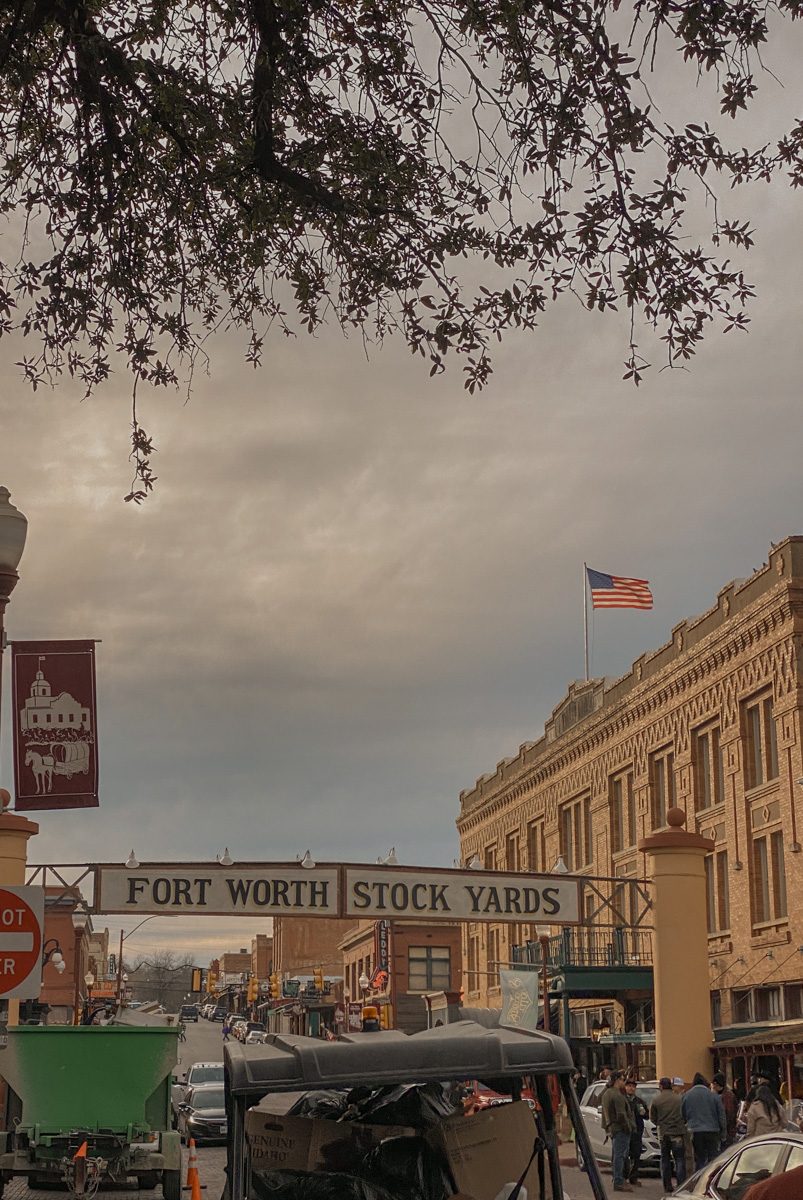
[96,864,581,924]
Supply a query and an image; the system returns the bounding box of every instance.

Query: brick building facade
[457,537,803,1059]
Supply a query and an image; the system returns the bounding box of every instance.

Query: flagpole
[583,562,589,682]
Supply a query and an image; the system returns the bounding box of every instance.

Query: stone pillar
[0,795,39,1025]
[638,806,713,1082]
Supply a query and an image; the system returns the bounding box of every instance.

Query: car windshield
[192,1089,225,1110]
[190,1067,223,1084]
[637,1086,659,1109]
[247,1023,265,1031]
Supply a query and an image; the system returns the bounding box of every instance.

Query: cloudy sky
[1,23,802,962]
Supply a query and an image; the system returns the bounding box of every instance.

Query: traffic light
[247,975,259,1003]
[269,972,280,999]
[207,971,217,993]
[312,966,325,993]
[192,968,202,992]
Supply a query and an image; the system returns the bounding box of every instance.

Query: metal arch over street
[25,860,654,928]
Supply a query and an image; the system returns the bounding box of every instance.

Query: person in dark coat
[712,1073,737,1146]
[680,1072,726,1170]
[625,1079,648,1186]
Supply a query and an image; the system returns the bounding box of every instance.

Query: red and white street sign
[0,886,44,999]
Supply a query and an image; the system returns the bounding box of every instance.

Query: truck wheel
[162,1169,182,1200]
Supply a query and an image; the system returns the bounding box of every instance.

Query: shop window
[744,693,779,788]
[732,989,753,1022]
[694,726,725,811]
[560,794,592,871]
[484,843,497,871]
[650,747,674,829]
[527,819,545,873]
[754,987,781,1022]
[611,770,635,853]
[408,946,450,992]
[785,984,803,1020]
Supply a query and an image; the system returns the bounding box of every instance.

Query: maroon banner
[10,640,99,811]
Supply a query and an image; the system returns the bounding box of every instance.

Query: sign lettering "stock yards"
[96,864,580,923]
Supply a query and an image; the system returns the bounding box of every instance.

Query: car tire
[162,1170,181,1200]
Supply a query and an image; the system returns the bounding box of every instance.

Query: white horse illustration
[25,750,54,794]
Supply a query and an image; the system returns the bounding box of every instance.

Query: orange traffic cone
[74,1142,88,1160]
[185,1139,198,1187]
[190,1168,202,1200]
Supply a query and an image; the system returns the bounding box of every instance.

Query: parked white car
[576,1079,662,1174]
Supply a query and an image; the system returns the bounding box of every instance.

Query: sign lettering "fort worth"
[96,863,581,924]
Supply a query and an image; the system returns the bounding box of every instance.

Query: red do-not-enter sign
[0,886,44,999]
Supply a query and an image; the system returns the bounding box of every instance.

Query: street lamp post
[535,924,551,1034]
[71,909,88,1025]
[84,972,95,1024]
[0,488,27,807]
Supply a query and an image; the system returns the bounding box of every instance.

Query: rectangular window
[711,991,722,1027]
[785,985,803,1020]
[732,989,753,1022]
[745,694,779,788]
[753,837,770,923]
[754,988,781,1021]
[484,844,497,871]
[716,850,730,931]
[771,831,787,918]
[705,855,716,934]
[611,772,634,852]
[695,726,725,812]
[560,794,592,870]
[527,820,545,873]
[752,832,786,925]
[408,946,451,992]
[505,832,520,872]
[651,749,674,829]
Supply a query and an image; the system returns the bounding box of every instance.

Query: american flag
[587,568,653,610]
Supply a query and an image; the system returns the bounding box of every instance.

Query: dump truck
[0,1024,182,1198]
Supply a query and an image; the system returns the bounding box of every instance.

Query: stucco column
[0,794,39,1025]
[638,806,713,1082]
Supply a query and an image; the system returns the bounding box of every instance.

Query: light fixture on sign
[300,850,316,869]
[552,856,569,874]
[468,854,482,870]
[384,847,399,867]
[219,848,233,867]
[125,850,139,869]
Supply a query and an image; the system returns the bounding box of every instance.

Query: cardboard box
[245,1107,414,1174]
[428,1101,540,1200]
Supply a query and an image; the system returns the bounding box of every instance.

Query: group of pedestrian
[599,1065,788,1194]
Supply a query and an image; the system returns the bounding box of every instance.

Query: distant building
[251,933,273,979]
[220,950,252,978]
[341,919,463,1034]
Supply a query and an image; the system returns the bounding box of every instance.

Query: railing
[512,926,653,969]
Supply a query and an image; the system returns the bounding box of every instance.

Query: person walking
[680,1072,726,1170]
[601,1071,636,1193]
[745,1085,786,1138]
[650,1076,688,1193]
[624,1079,648,1187]
[222,1019,230,1042]
[712,1073,737,1147]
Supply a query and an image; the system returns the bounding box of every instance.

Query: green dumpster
[0,1026,182,1199]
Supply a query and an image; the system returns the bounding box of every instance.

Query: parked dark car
[176,1083,227,1145]
[170,1062,224,1127]
[179,1005,198,1023]
[211,1006,227,1022]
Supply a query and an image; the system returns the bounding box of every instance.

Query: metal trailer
[224,1020,607,1200]
[0,1025,182,1198]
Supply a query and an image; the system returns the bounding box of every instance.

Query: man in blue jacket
[680,1072,727,1170]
